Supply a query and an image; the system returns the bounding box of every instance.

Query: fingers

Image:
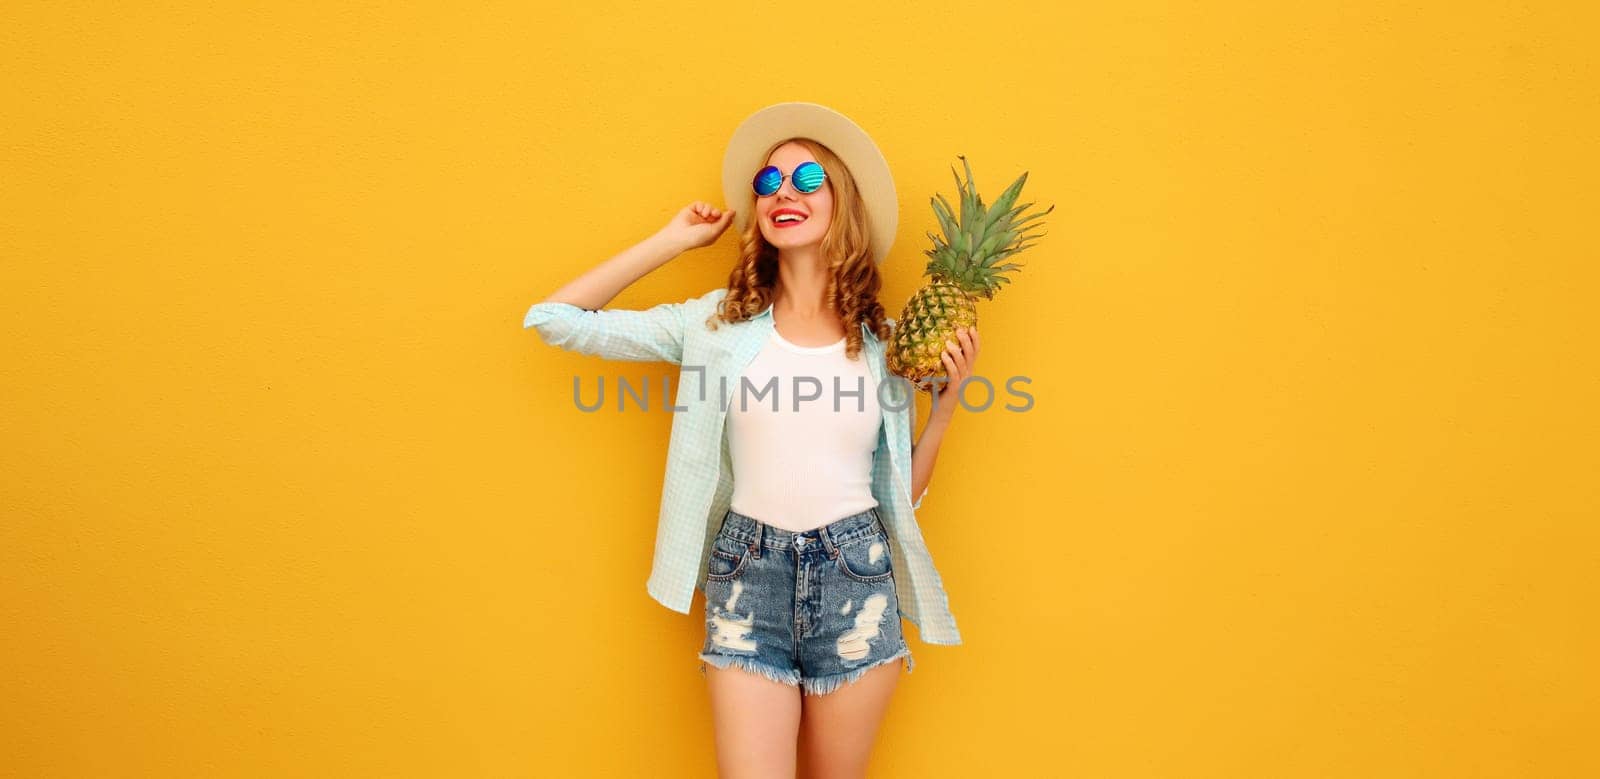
[947,326,972,369]
[944,334,962,361]
[936,328,979,399]
[944,329,970,369]
[690,202,732,223]
[939,350,960,392]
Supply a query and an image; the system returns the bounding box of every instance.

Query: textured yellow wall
[3,1,1595,776]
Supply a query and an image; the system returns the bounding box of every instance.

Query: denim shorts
[697,507,915,696]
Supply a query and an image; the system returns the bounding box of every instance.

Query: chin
[766,228,821,248]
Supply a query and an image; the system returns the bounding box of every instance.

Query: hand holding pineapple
[888,156,1052,391]
[929,325,980,418]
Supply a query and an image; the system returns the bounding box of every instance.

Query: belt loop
[751,520,762,559]
[820,520,839,559]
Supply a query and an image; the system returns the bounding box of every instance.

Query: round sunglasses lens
[752,165,782,196]
[793,161,826,193]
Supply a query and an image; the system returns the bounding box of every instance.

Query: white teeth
[774,214,806,223]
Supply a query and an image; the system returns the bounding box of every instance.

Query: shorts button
[795,537,806,547]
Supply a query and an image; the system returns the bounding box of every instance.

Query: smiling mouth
[771,213,808,227]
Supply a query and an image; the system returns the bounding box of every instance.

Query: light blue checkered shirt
[522,287,962,645]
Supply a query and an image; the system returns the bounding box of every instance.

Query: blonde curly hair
[704,137,890,360]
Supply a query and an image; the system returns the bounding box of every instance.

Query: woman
[524,103,976,778]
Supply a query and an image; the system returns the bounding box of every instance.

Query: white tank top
[725,328,883,532]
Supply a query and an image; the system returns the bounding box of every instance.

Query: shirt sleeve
[522,289,715,364]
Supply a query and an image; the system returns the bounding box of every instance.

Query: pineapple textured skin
[888,277,979,387]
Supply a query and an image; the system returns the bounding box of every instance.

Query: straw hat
[720,102,898,264]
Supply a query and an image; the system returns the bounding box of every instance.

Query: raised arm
[523,202,735,363]
[539,201,735,308]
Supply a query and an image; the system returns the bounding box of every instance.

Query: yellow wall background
[3,1,1595,776]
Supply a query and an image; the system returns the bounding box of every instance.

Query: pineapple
[888,155,1053,391]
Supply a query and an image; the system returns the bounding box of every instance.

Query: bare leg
[795,659,904,779]
[704,663,803,778]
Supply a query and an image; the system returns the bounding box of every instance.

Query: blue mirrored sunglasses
[752,161,827,197]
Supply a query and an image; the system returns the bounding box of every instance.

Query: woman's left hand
[932,326,980,418]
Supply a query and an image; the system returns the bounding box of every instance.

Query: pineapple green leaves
[922,155,1053,300]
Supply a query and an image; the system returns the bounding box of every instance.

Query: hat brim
[721,102,898,265]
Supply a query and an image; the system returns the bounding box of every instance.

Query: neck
[773,247,832,317]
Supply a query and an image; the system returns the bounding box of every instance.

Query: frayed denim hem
[799,648,915,697]
[698,653,802,687]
